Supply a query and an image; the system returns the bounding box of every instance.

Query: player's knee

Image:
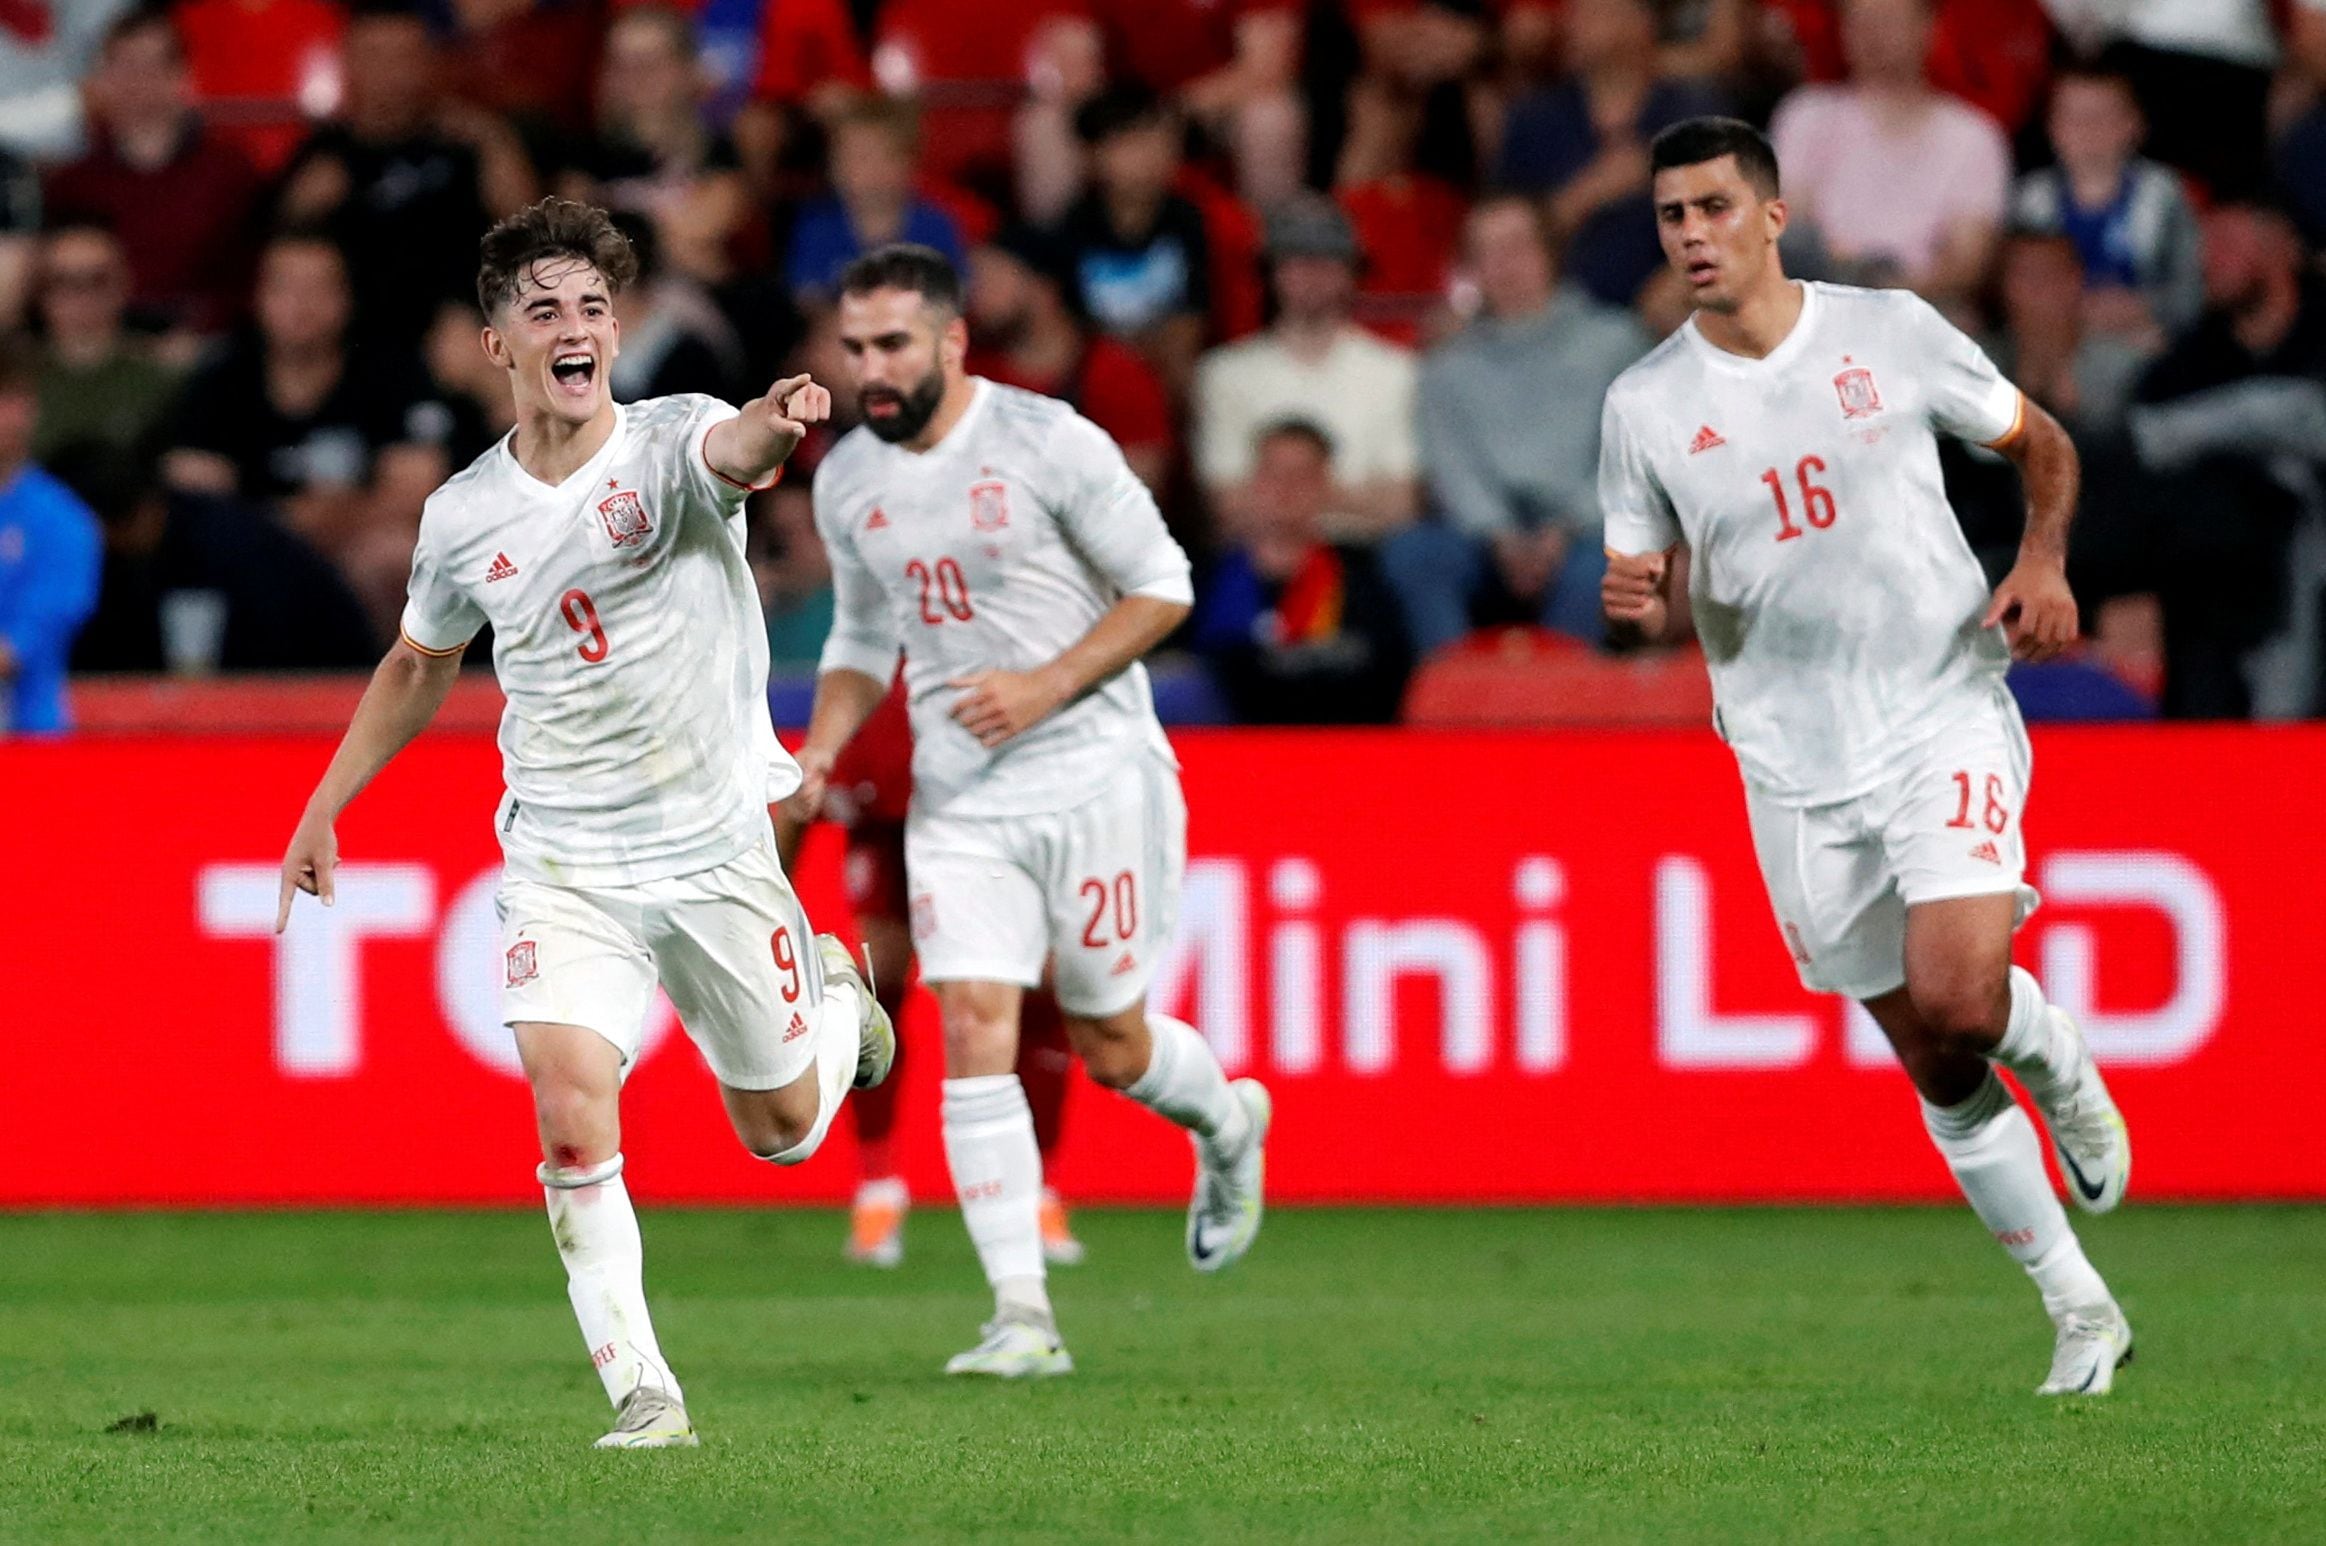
[1910,983,2008,1056]
[743,1118,815,1164]
[1072,1017,1145,1090]
[939,1004,1016,1075]
[532,1080,614,1164]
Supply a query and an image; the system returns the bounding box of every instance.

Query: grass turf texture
[2,1207,2321,1544]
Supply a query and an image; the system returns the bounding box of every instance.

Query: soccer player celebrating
[275,200,895,1447]
[1599,120,2135,1395]
[795,244,1270,1378]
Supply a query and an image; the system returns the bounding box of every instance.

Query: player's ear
[1764,195,1788,243]
[942,311,969,369]
[481,324,510,369]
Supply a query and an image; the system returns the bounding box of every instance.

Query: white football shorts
[496,828,826,1090]
[905,749,1185,1017]
[1744,685,2040,1001]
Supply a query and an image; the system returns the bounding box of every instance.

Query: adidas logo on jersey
[865,506,890,531]
[1688,425,1726,454]
[485,552,519,582]
[1968,840,2003,865]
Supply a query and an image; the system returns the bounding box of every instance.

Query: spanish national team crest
[1833,366,1883,419]
[597,487,652,547]
[506,939,539,988]
[968,480,1010,533]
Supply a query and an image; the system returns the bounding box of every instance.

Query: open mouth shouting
[550,349,598,400]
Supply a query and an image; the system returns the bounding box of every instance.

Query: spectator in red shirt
[1333,75,1467,345]
[173,0,347,175]
[42,7,261,336]
[965,222,1175,495]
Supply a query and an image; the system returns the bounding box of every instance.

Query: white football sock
[1922,1074,2111,1319]
[1124,1014,1251,1160]
[1989,966,2079,1104]
[768,980,862,1167]
[941,1074,1049,1320]
[540,1154,683,1407]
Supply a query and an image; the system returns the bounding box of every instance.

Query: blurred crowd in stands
[2,0,2324,733]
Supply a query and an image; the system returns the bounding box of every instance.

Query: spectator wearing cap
[1194,194,1417,541]
[41,6,262,336]
[785,95,966,301]
[0,347,103,735]
[1383,195,1649,656]
[29,221,183,466]
[1189,419,1412,725]
[1058,84,1212,400]
[967,223,1175,496]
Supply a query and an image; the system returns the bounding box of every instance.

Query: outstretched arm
[1981,396,2080,662]
[948,594,1188,748]
[277,639,466,929]
[705,374,832,490]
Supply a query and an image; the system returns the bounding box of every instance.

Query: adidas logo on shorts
[783,1011,811,1042]
[1968,840,2003,865]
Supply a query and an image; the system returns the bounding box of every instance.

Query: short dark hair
[839,243,962,315]
[101,3,180,59]
[1649,116,1781,199]
[475,198,638,317]
[1074,83,1168,147]
[1256,417,1334,462]
[262,225,350,271]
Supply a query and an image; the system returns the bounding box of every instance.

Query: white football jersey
[399,394,798,887]
[1598,282,2025,805]
[814,378,1191,818]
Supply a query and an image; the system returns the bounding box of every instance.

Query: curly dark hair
[475,198,639,318]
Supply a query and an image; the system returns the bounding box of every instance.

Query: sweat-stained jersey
[399,394,799,888]
[813,378,1192,818]
[1597,281,2026,805]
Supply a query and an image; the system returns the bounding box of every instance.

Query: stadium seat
[1401,628,1716,727]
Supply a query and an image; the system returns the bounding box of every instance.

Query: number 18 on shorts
[1745,693,2040,1001]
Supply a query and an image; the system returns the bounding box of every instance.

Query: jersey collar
[501,403,630,495]
[1682,280,1821,377]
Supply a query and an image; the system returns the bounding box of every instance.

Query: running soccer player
[275,200,894,1447]
[794,243,1270,1378]
[1599,119,2135,1395]
[773,673,1088,1269]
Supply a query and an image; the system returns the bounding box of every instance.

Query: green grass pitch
[3,1206,2321,1544]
